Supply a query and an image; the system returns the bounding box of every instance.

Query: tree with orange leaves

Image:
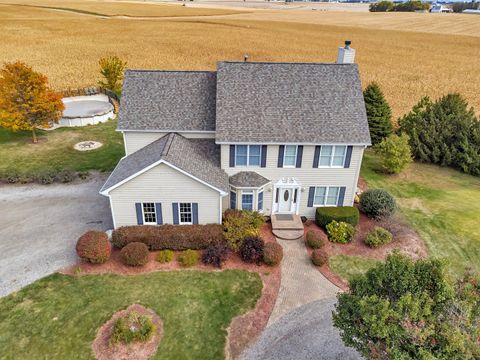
[0,62,64,143]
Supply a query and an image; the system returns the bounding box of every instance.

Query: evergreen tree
[363,82,393,145]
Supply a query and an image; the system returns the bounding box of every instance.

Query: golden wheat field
[0,0,479,118]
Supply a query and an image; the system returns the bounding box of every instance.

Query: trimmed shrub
[315,206,359,228]
[76,230,111,264]
[223,210,265,252]
[326,221,355,244]
[111,224,224,250]
[110,311,156,344]
[156,250,174,263]
[178,249,199,267]
[202,242,230,268]
[365,227,393,248]
[306,230,324,249]
[240,236,265,265]
[263,242,283,266]
[311,249,328,266]
[360,189,396,219]
[120,242,149,266]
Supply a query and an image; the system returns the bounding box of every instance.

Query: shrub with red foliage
[111,224,224,250]
[76,230,111,264]
[263,242,283,266]
[311,249,328,267]
[240,236,265,265]
[120,242,149,267]
[202,242,230,268]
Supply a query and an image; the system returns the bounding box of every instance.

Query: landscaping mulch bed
[92,304,163,360]
[304,211,428,290]
[62,223,280,360]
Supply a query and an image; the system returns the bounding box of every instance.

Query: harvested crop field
[0,0,479,118]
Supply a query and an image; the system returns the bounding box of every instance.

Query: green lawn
[329,255,380,282]
[361,151,480,277]
[0,119,123,180]
[0,270,262,360]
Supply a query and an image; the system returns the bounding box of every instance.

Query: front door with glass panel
[278,188,292,212]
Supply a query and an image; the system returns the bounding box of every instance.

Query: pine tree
[363,82,393,145]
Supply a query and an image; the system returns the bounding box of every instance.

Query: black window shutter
[155,203,163,225]
[135,203,143,225]
[313,146,321,168]
[337,187,346,206]
[172,203,179,224]
[229,145,235,167]
[192,203,199,224]
[296,145,303,168]
[261,145,267,168]
[307,187,315,207]
[344,146,353,168]
[277,145,285,168]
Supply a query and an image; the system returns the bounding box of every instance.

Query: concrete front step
[272,229,304,240]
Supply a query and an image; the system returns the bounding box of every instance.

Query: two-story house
[100,42,371,228]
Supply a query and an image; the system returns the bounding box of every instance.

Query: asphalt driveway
[0,175,112,297]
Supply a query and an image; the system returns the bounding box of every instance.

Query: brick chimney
[337,40,355,64]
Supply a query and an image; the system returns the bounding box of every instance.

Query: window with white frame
[142,202,157,224]
[235,145,261,166]
[257,190,264,211]
[230,191,237,209]
[241,191,254,211]
[313,187,340,206]
[283,145,297,167]
[318,145,347,167]
[179,203,193,224]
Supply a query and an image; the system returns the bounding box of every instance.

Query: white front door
[278,187,293,213]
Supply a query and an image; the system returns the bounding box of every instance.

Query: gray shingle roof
[117,70,216,132]
[101,133,228,193]
[215,62,371,144]
[229,171,271,188]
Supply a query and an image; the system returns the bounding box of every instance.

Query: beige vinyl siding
[123,131,216,155]
[109,163,222,227]
[221,145,365,218]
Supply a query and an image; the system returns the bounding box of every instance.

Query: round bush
[156,250,174,263]
[178,249,200,267]
[120,242,149,267]
[306,230,323,249]
[110,311,156,344]
[76,230,111,264]
[311,249,328,266]
[326,221,355,244]
[365,227,393,248]
[202,242,230,268]
[240,236,265,265]
[360,189,396,219]
[263,242,283,266]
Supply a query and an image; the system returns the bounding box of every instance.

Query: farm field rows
[0,0,479,119]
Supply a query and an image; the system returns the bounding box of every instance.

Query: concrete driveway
[0,175,112,297]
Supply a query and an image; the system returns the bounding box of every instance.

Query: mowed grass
[0,2,479,118]
[0,119,123,178]
[329,255,379,282]
[361,151,480,277]
[0,270,262,360]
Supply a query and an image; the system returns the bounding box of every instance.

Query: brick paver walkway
[267,237,340,326]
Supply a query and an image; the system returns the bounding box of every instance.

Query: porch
[271,214,304,240]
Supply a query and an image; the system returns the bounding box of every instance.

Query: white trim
[141,202,157,225]
[240,190,254,211]
[219,195,223,224]
[217,141,371,146]
[108,195,117,229]
[313,186,341,207]
[257,189,264,212]
[118,129,216,133]
[282,145,298,168]
[100,159,227,196]
[178,202,193,225]
[317,145,347,168]
[122,131,127,154]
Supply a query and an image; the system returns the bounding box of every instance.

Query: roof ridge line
[162,133,176,156]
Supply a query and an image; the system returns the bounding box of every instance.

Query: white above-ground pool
[59,94,114,127]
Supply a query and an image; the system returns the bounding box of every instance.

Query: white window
[230,191,237,209]
[313,187,340,206]
[283,145,297,167]
[142,202,157,224]
[241,191,254,211]
[179,203,193,224]
[257,190,264,211]
[318,145,347,167]
[235,145,261,166]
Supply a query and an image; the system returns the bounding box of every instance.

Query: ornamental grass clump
[156,250,174,263]
[364,227,393,248]
[110,311,156,345]
[178,249,199,267]
[326,221,355,244]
